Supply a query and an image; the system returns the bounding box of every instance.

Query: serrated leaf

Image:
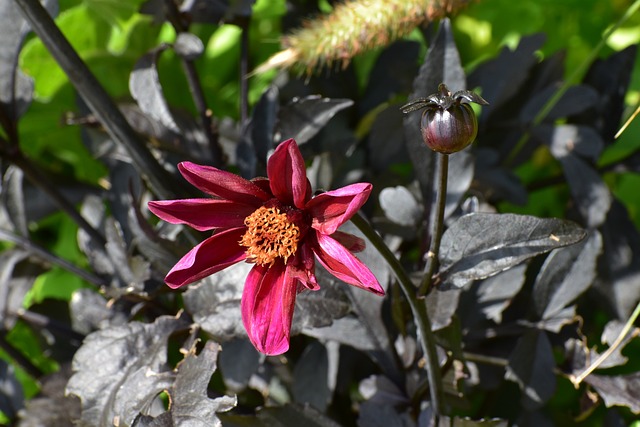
[438,213,586,288]
[130,45,180,133]
[66,315,188,427]
[164,342,236,426]
[277,96,353,145]
[533,231,601,319]
[585,373,640,414]
[505,330,556,410]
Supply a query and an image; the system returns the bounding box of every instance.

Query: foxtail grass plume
[254,0,473,75]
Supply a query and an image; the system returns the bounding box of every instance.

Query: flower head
[401,83,488,154]
[148,139,384,355]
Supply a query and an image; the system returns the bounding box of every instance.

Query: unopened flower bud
[401,83,488,154]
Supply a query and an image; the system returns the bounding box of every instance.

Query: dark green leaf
[438,213,586,288]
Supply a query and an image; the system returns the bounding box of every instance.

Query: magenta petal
[306,183,372,235]
[313,232,385,296]
[165,227,247,288]
[267,139,310,209]
[287,243,319,291]
[331,231,365,253]
[148,199,254,231]
[241,262,297,355]
[178,162,270,206]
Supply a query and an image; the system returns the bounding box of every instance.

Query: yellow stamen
[240,206,300,266]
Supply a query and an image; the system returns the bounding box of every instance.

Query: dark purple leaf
[560,154,612,228]
[130,45,180,133]
[403,17,463,203]
[573,45,638,141]
[218,338,260,392]
[16,366,81,426]
[585,372,640,414]
[533,231,602,319]
[368,104,409,173]
[474,148,528,205]
[182,262,248,341]
[357,401,411,427]
[505,330,556,410]
[438,213,586,288]
[445,150,475,218]
[475,264,527,324]
[238,85,279,178]
[1,166,27,236]
[178,0,228,24]
[0,358,23,420]
[69,288,128,335]
[174,32,204,61]
[66,316,188,426]
[293,342,330,412]
[0,0,57,123]
[0,250,39,329]
[519,84,599,123]
[468,34,546,121]
[220,403,343,427]
[532,124,604,162]
[163,342,236,425]
[277,96,353,146]
[426,288,460,331]
[379,186,421,227]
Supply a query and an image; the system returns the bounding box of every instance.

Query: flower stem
[418,153,449,296]
[571,299,640,386]
[351,213,444,415]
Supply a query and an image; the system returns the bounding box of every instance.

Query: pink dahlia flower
[148,138,384,355]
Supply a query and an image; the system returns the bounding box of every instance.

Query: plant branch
[0,227,107,289]
[8,151,107,247]
[351,213,444,416]
[419,153,449,297]
[15,0,190,200]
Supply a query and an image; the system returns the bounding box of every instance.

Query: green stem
[15,0,191,200]
[571,299,640,386]
[504,0,640,166]
[419,153,449,296]
[351,213,444,415]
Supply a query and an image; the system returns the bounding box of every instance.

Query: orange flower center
[240,206,301,266]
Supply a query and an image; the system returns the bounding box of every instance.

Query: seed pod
[401,83,488,154]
